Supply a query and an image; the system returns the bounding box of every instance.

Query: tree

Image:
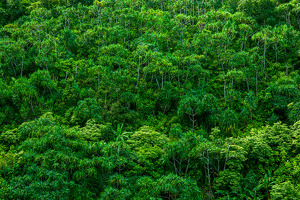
[238,0,277,25]
[127,126,169,177]
[178,90,218,130]
[288,102,300,124]
[270,181,300,200]
[69,98,102,125]
[155,173,202,200]
[265,76,299,120]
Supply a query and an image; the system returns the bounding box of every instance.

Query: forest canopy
[1,0,300,199]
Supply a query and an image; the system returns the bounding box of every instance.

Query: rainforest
[1,0,300,199]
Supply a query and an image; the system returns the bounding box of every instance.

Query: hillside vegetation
[1,0,300,199]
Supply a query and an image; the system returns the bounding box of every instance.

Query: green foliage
[128,126,169,177]
[155,173,203,199]
[1,0,300,198]
[271,181,300,200]
[288,102,300,123]
[238,0,277,25]
[69,98,102,125]
[178,90,218,129]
